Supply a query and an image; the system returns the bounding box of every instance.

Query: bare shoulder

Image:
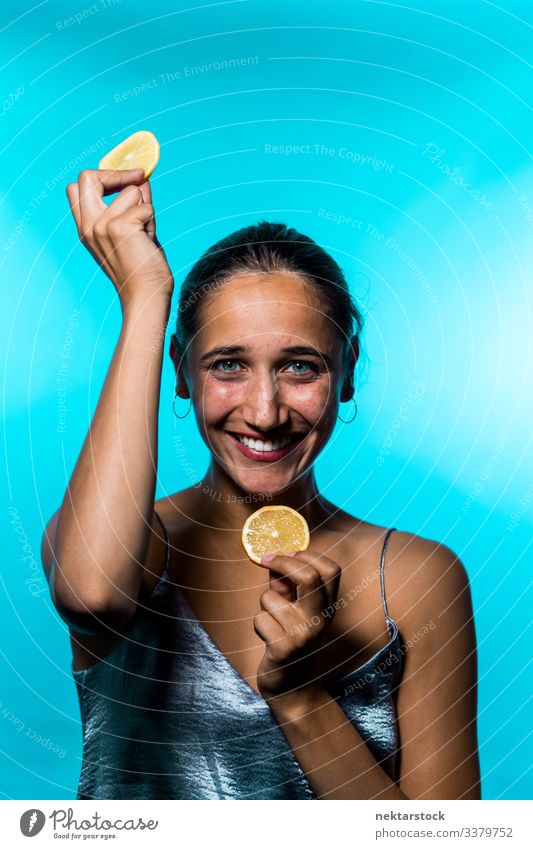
[40,497,179,598]
[152,490,191,535]
[40,491,191,672]
[333,515,472,633]
[40,507,60,583]
[149,488,196,571]
[380,526,473,632]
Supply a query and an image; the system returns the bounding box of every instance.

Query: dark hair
[174,220,364,380]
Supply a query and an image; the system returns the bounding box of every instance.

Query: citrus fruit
[98,130,160,181]
[241,505,310,565]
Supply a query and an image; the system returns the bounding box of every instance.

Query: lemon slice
[98,130,160,180]
[241,505,310,565]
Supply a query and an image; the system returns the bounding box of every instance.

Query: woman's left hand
[254,549,341,704]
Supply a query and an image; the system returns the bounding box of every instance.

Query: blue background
[1,0,532,800]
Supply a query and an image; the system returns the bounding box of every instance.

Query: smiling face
[171,271,356,496]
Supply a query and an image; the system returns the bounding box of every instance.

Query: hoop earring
[338,397,358,424]
[173,394,191,419]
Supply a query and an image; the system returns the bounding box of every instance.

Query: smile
[226,431,305,461]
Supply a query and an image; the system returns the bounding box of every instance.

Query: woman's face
[176,271,352,496]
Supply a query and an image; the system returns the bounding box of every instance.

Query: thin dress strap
[380,527,397,628]
[153,508,171,576]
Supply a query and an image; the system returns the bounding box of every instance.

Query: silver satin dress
[72,522,403,799]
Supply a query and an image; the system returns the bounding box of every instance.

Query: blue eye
[209,359,319,376]
[211,359,241,373]
[287,361,316,375]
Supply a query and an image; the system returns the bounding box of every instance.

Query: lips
[227,431,303,443]
[225,431,305,461]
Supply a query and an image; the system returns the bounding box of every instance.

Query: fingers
[269,568,296,602]
[260,552,326,618]
[93,200,154,245]
[259,589,305,635]
[261,549,341,613]
[253,609,286,646]
[109,201,155,232]
[138,178,153,205]
[66,181,81,235]
[84,200,155,291]
[260,590,320,652]
[66,170,159,248]
[137,178,158,242]
[285,549,341,605]
[77,168,145,230]
[104,184,143,220]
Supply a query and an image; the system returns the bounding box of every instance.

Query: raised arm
[42,168,174,635]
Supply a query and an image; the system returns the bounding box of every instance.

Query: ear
[169,333,179,368]
[349,334,360,367]
[170,333,190,399]
[340,335,359,402]
[340,381,354,403]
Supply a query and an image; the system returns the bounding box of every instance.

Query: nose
[242,367,289,432]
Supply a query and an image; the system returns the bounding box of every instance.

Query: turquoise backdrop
[1,0,531,799]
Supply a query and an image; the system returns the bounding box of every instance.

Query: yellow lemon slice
[98,130,160,180]
[241,505,310,565]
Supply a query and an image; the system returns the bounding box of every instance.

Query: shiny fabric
[72,526,403,799]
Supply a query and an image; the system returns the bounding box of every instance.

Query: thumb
[145,213,157,243]
[138,178,153,205]
[118,202,155,232]
[136,179,158,241]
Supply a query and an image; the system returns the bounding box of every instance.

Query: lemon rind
[98,130,160,180]
[241,505,310,564]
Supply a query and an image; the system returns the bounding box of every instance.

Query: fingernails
[262,553,275,563]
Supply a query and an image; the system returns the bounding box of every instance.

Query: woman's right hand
[66,168,174,307]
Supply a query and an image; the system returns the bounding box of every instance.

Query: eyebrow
[199,345,335,368]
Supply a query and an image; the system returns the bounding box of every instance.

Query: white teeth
[237,434,293,451]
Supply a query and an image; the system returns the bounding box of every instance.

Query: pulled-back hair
[174,220,364,378]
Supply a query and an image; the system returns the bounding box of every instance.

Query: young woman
[41,167,481,800]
